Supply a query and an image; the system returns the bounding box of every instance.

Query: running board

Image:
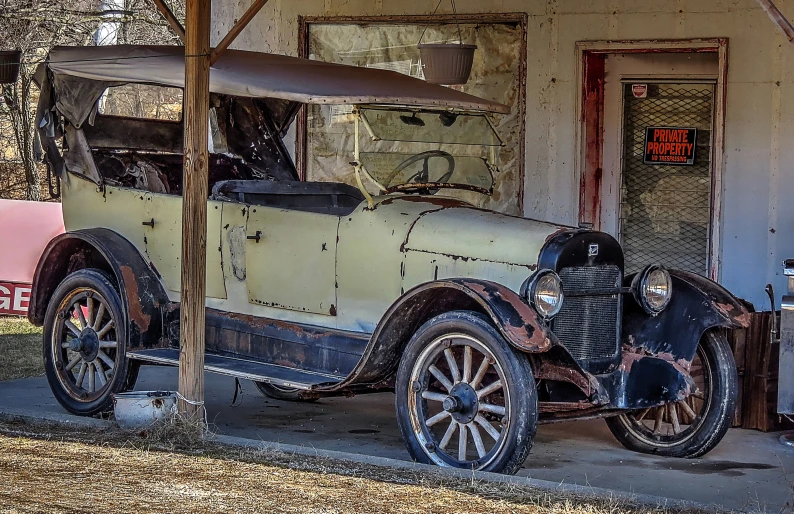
[128,349,344,390]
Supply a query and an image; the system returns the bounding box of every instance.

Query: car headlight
[522,270,564,319]
[632,265,672,315]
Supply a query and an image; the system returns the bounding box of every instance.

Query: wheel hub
[446,382,478,424]
[76,328,100,362]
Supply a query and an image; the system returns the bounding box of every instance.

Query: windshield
[360,107,502,146]
[359,152,494,192]
[355,108,501,195]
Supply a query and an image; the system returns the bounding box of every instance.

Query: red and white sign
[0,199,64,316]
[0,282,32,315]
[632,84,648,98]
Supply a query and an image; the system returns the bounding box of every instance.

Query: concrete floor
[2,366,793,512]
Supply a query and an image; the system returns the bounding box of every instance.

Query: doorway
[577,42,727,280]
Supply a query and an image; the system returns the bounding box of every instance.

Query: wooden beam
[178,0,210,422]
[150,0,186,44]
[755,0,794,44]
[209,0,270,65]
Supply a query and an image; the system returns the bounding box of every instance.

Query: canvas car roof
[46,45,509,114]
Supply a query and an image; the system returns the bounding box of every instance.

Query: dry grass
[0,419,718,514]
[0,317,43,381]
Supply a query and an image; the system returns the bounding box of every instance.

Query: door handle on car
[142,218,155,228]
[248,231,262,243]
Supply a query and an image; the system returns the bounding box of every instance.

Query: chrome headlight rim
[521,269,564,320]
[632,265,673,315]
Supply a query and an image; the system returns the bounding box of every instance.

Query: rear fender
[29,228,170,351]
[622,269,750,364]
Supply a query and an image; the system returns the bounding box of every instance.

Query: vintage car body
[29,45,749,475]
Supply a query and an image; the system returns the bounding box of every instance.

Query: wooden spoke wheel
[606,330,737,458]
[43,270,137,416]
[396,311,537,475]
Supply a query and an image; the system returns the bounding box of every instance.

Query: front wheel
[43,269,137,416]
[395,311,538,475]
[605,329,737,458]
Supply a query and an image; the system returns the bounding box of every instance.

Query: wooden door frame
[296,13,529,211]
[575,39,728,282]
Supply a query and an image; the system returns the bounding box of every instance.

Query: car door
[143,192,227,299]
[245,205,339,316]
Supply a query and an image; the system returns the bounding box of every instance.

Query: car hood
[400,200,570,267]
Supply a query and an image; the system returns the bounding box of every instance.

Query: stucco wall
[211,0,794,308]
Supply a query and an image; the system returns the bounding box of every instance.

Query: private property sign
[644,127,697,166]
[0,282,31,316]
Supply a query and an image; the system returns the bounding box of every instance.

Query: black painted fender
[622,269,750,363]
[317,279,571,391]
[28,228,170,351]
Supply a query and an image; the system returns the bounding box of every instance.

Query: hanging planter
[0,50,21,85]
[417,0,476,85]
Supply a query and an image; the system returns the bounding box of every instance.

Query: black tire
[395,310,537,475]
[254,382,317,402]
[605,329,737,458]
[43,269,137,416]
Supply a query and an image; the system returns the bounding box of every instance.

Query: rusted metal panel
[28,229,169,352]
[245,205,338,315]
[204,309,368,377]
[622,270,750,365]
[314,278,563,393]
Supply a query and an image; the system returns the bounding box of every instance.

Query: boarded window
[304,21,525,215]
[99,84,183,121]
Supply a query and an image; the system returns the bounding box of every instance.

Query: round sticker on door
[632,84,648,98]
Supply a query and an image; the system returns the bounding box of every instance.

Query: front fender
[622,269,750,363]
[29,228,170,351]
[317,279,561,390]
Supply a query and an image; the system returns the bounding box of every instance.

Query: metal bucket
[113,391,177,430]
[418,44,476,85]
[0,50,21,85]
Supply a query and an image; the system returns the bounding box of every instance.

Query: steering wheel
[385,150,455,190]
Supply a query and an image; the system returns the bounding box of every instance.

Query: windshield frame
[357,105,504,147]
[352,106,499,200]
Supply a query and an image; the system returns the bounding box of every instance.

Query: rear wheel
[395,311,537,475]
[605,329,736,457]
[43,269,137,416]
[254,382,317,402]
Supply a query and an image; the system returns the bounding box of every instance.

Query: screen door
[619,82,715,275]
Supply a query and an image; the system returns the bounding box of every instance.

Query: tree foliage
[0,0,184,201]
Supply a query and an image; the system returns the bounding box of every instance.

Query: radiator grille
[553,265,622,363]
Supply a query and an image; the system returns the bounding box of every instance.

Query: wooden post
[178,0,211,422]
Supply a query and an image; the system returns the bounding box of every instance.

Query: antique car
[29,45,749,475]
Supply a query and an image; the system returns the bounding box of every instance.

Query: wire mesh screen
[619,83,714,275]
